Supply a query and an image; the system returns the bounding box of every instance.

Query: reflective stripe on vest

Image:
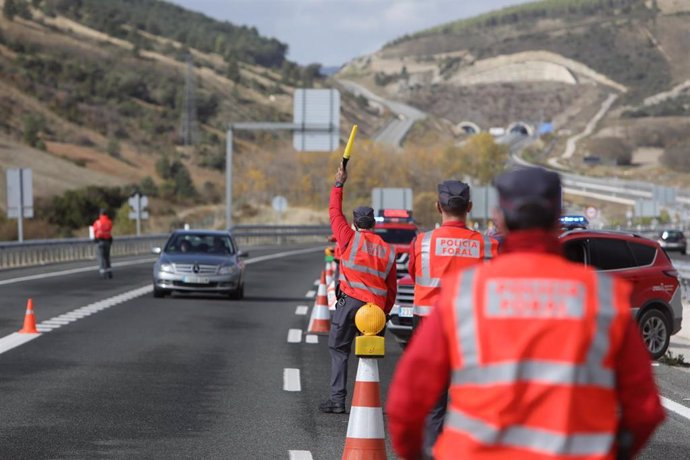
[416,231,440,288]
[445,408,614,456]
[482,235,493,260]
[445,269,617,456]
[341,232,396,279]
[348,281,388,297]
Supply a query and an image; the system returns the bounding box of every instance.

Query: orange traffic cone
[325,260,335,285]
[307,271,331,335]
[342,358,387,460]
[327,279,337,312]
[18,298,39,334]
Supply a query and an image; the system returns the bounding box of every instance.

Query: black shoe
[319,399,346,414]
[107,271,113,279]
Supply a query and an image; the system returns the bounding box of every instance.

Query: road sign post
[6,168,34,242]
[128,193,149,236]
[225,89,340,229]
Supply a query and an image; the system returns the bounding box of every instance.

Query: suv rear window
[589,238,635,271]
[629,242,656,266]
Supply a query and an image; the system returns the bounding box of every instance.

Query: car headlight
[218,265,238,275]
[160,263,174,273]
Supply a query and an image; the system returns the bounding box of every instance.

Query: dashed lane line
[289,451,313,460]
[0,246,325,356]
[305,290,316,298]
[295,306,309,316]
[283,368,301,392]
[305,335,318,344]
[287,329,302,343]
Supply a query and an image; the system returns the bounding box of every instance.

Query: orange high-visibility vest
[413,226,495,317]
[339,230,395,308]
[435,253,630,460]
[93,216,113,240]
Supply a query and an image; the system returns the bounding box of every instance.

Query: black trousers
[97,239,112,276]
[328,295,366,404]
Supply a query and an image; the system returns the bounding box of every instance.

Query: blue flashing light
[560,215,589,229]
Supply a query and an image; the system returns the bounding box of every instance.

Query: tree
[450,133,509,184]
[106,137,121,158]
[227,60,241,83]
[3,0,17,20]
[22,114,45,148]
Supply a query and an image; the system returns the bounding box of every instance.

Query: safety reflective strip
[445,408,614,456]
[413,305,433,316]
[483,236,493,260]
[452,271,616,387]
[348,281,387,297]
[341,233,393,279]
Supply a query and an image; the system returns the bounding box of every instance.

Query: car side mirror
[237,250,249,259]
[152,247,162,255]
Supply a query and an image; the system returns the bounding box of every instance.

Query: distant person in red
[93,208,113,279]
[387,167,665,460]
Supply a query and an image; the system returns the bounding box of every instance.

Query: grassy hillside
[0,0,385,237]
[383,0,672,102]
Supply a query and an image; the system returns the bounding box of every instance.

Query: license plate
[183,276,210,284]
[399,306,414,318]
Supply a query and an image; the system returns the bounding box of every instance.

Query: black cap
[353,206,375,228]
[99,208,107,215]
[438,180,470,208]
[493,167,561,224]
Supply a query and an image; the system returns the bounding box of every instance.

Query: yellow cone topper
[342,124,358,170]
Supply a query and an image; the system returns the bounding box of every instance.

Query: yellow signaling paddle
[342,124,358,171]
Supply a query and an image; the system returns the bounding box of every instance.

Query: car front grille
[173,264,219,274]
[396,283,414,305]
[396,252,410,278]
[172,281,219,288]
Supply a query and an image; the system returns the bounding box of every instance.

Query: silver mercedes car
[152,230,247,299]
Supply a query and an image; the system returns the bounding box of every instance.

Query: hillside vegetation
[0,0,386,237]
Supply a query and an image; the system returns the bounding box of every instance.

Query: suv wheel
[639,308,670,360]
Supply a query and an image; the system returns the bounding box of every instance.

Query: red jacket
[387,230,665,460]
[329,186,397,313]
[93,215,113,240]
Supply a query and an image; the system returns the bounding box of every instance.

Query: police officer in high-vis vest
[387,167,664,460]
[407,180,497,454]
[319,163,397,414]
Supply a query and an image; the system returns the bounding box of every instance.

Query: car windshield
[374,228,416,244]
[165,234,235,255]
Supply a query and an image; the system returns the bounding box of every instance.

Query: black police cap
[493,167,561,219]
[353,206,375,228]
[437,180,470,207]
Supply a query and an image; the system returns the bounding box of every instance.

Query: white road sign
[272,196,288,213]
[293,89,340,152]
[6,168,33,218]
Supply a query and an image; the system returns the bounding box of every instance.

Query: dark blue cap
[438,180,470,207]
[353,206,375,228]
[493,167,561,220]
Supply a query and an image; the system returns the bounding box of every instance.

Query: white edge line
[661,396,690,421]
[283,368,301,392]
[0,333,41,354]
[289,451,313,460]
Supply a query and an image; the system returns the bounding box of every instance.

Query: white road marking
[305,335,318,344]
[289,451,313,460]
[305,290,315,298]
[652,363,660,367]
[314,279,320,285]
[283,368,301,392]
[287,329,302,343]
[0,246,324,356]
[295,306,309,316]
[0,333,41,354]
[662,396,690,421]
[0,257,156,286]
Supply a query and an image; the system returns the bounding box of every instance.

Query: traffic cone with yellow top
[18,298,39,334]
[307,270,331,334]
[342,303,387,460]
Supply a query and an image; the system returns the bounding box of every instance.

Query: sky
[169,0,530,66]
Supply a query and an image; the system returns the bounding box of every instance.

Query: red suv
[388,220,683,359]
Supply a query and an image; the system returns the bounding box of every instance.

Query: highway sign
[6,168,33,219]
[293,89,340,152]
[272,196,288,213]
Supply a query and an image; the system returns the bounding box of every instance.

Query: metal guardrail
[0,225,332,269]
